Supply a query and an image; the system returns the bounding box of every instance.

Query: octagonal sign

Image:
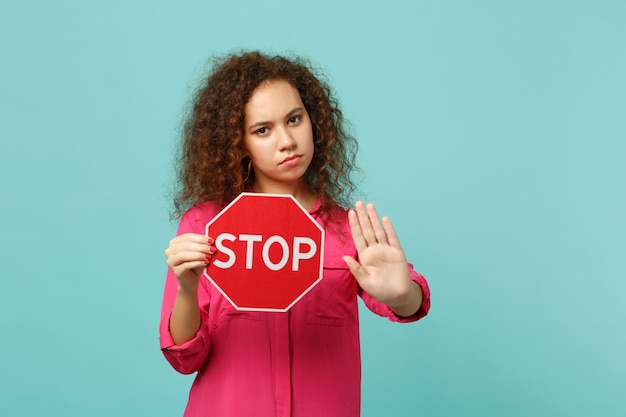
[204,192,325,312]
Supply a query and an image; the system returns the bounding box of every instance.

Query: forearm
[169,284,202,345]
[388,281,423,318]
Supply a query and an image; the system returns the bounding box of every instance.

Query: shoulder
[177,201,224,233]
[311,202,349,229]
[313,204,356,258]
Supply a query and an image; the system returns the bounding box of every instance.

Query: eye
[255,127,269,135]
[287,115,301,124]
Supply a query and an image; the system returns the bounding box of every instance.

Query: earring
[242,160,253,183]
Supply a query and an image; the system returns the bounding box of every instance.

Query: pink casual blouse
[160,200,430,417]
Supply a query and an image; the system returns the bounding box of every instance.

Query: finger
[167,241,213,267]
[166,244,210,266]
[167,240,208,258]
[382,216,402,249]
[348,208,368,254]
[176,233,213,245]
[342,256,367,282]
[355,200,377,244]
[204,252,213,265]
[184,260,206,271]
[173,234,214,252]
[172,260,206,278]
[366,202,388,245]
[167,251,204,269]
[181,241,212,253]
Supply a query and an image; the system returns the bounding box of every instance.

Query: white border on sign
[203,192,325,312]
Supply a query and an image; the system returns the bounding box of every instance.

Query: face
[243,79,314,194]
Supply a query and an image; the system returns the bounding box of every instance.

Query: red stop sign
[203,193,325,312]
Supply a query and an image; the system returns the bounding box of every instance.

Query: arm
[165,233,214,345]
[159,206,218,374]
[343,201,429,319]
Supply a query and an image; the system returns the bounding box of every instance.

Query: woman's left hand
[343,201,422,317]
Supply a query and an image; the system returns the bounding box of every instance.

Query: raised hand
[342,201,422,316]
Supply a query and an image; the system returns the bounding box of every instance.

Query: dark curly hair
[172,50,359,219]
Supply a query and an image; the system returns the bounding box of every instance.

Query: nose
[277,126,296,150]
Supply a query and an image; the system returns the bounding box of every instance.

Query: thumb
[342,256,367,282]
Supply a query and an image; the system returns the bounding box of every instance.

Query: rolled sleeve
[160,309,211,375]
[359,264,431,323]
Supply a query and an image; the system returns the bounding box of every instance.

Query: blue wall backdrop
[1,1,625,416]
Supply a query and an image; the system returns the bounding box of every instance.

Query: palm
[343,202,412,306]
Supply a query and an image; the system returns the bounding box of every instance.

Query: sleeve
[159,205,214,374]
[358,263,431,323]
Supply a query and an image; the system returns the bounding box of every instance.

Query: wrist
[389,281,423,317]
[177,281,200,297]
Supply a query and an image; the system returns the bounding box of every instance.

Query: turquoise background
[1,1,625,416]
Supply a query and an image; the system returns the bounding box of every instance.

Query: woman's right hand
[165,233,215,291]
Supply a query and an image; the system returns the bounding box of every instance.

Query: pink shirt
[160,200,430,417]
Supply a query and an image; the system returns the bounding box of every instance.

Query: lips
[280,155,302,165]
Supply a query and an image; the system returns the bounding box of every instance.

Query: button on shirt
[160,200,431,417]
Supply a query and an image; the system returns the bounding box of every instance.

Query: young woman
[161,51,430,417]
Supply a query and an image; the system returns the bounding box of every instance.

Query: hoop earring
[242,160,253,183]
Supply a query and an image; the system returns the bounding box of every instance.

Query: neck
[252,180,317,210]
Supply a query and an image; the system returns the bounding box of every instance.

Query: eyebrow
[247,107,304,131]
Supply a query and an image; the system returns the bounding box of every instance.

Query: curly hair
[172,51,360,219]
